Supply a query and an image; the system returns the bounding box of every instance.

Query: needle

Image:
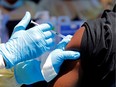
[31,20,65,38]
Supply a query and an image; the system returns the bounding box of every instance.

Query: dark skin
[48,27,85,87]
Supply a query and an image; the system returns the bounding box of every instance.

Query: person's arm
[48,27,85,87]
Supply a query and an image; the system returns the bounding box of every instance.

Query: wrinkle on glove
[0,11,54,68]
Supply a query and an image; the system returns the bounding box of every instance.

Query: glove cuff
[0,54,5,69]
[41,55,57,82]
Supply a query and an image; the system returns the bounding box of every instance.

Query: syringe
[31,20,65,38]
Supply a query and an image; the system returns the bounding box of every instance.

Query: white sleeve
[0,54,5,69]
[40,52,57,82]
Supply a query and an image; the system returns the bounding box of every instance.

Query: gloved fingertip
[74,52,80,58]
[25,11,30,15]
[24,11,31,21]
[46,22,54,30]
[46,38,54,46]
[63,51,80,60]
[14,11,31,31]
[65,35,73,39]
[37,23,53,31]
[11,12,31,35]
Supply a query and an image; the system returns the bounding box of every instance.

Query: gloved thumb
[62,51,80,60]
[12,11,31,34]
[57,35,72,50]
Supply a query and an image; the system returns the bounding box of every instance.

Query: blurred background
[0,0,115,87]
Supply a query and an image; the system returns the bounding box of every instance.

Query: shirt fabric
[80,5,116,87]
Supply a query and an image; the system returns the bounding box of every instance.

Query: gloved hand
[14,35,80,84]
[41,35,80,82]
[0,11,54,68]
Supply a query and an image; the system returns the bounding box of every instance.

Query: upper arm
[66,26,85,50]
[47,27,85,87]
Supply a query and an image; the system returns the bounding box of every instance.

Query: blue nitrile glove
[14,35,80,84]
[41,35,80,82]
[14,59,44,85]
[0,11,54,68]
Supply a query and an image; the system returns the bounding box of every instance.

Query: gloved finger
[61,51,80,60]
[29,26,54,38]
[38,23,53,32]
[58,35,72,44]
[31,25,54,39]
[57,35,72,50]
[12,11,31,34]
[46,38,54,46]
[43,31,54,39]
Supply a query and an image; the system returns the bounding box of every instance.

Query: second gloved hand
[14,35,80,84]
[0,12,54,68]
[41,35,80,82]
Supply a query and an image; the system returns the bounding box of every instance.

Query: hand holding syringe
[31,20,65,39]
